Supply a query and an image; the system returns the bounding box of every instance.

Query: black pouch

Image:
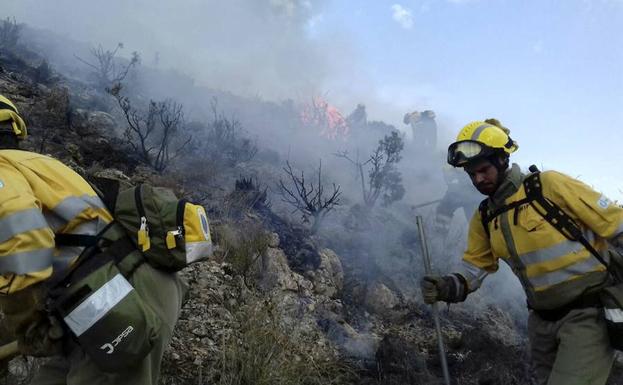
[50,253,162,372]
[600,283,623,351]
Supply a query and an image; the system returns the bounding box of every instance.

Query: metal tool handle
[416,216,451,385]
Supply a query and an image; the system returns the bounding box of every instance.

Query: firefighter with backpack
[0,95,212,384]
[420,119,623,385]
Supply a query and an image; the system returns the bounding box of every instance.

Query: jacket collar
[489,163,524,210]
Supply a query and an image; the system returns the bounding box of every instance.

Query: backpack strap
[55,233,99,247]
[88,177,121,212]
[522,169,608,268]
[479,197,531,237]
[479,199,490,238]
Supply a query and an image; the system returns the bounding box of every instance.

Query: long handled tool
[416,215,451,385]
[0,340,18,361]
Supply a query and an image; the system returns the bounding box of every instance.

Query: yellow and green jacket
[0,150,112,294]
[458,164,623,310]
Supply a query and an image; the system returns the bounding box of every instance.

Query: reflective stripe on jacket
[459,164,623,310]
[0,150,112,294]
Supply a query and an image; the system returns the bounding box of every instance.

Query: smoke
[2,0,346,100]
[2,0,527,323]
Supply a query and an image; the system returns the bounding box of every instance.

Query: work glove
[18,314,64,357]
[0,284,64,357]
[420,274,467,304]
[421,275,451,304]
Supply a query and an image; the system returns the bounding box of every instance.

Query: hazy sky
[4,0,623,199]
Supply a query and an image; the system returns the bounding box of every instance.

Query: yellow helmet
[0,95,27,140]
[447,120,517,167]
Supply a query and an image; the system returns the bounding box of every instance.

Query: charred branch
[0,17,21,52]
[335,131,405,208]
[75,43,139,90]
[278,160,341,234]
[110,85,191,173]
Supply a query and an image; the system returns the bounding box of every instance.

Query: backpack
[45,182,213,369]
[112,183,214,272]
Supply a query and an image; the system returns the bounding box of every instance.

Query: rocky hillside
[2,21,623,385]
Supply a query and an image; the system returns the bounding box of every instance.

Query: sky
[3,0,623,200]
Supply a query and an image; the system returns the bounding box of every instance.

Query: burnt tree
[0,17,21,52]
[336,131,405,208]
[75,43,139,90]
[278,160,341,234]
[110,85,191,173]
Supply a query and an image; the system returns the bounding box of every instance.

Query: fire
[300,96,349,140]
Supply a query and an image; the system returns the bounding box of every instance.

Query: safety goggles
[447,140,495,167]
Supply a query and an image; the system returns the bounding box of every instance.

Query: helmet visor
[447,140,492,167]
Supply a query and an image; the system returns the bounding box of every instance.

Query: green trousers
[528,307,614,385]
[29,262,188,385]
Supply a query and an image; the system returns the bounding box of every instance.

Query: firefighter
[0,94,27,149]
[403,109,437,150]
[0,148,187,384]
[420,119,622,384]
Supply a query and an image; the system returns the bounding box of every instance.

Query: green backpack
[47,182,213,371]
[113,183,214,272]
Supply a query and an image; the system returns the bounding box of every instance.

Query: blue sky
[309,0,623,199]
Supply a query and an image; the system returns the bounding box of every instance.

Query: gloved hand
[421,274,468,304]
[420,275,451,304]
[0,284,64,357]
[18,314,64,357]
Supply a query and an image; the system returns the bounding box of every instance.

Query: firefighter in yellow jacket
[0,147,187,383]
[421,119,623,385]
[0,94,27,149]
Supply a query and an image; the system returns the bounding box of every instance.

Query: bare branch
[75,43,140,90]
[278,159,341,234]
[111,87,189,173]
[335,131,405,208]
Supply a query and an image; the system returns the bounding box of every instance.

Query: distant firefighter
[403,110,437,150]
[346,103,367,128]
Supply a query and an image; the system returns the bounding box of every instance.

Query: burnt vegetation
[0,17,21,53]
[109,83,191,173]
[192,99,258,168]
[278,160,342,234]
[336,131,405,208]
[75,43,140,91]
